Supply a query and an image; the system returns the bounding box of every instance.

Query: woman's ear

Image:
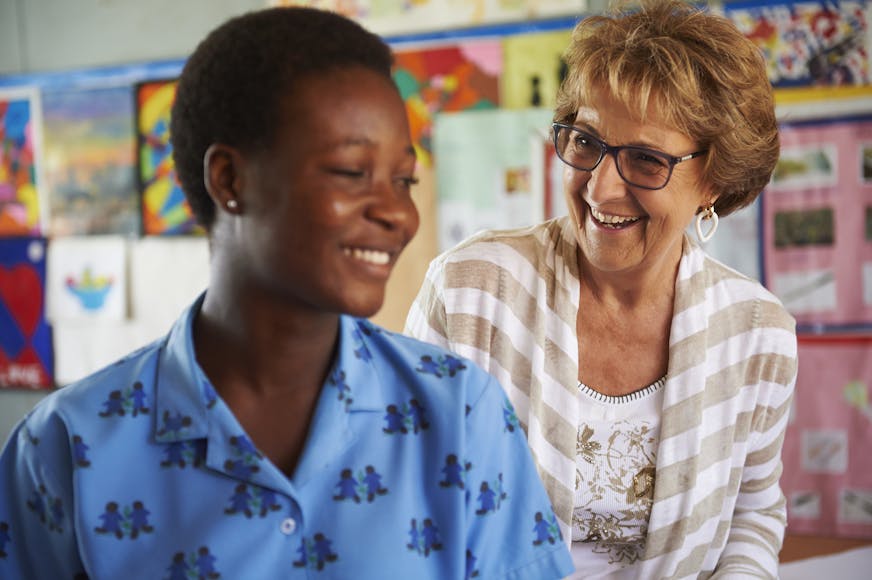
[204,144,244,214]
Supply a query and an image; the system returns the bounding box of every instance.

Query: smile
[342,247,391,265]
[589,207,641,229]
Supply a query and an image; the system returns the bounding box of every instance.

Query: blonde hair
[554,0,778,216]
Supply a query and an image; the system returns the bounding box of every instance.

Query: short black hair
[170,7,394,230]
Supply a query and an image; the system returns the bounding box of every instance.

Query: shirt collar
[329,315,386,413]
[153,292,212,444]
[152,294,386,446]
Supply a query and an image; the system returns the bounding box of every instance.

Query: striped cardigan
[404,216,797,579]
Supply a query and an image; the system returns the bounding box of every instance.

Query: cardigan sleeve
[404,255,451,350]
[712,314,798,578]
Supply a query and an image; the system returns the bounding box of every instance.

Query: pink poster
[781,336,872,538]
[762,116,872,328]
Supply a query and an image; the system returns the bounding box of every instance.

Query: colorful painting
[42,86,139,236]
[393,41,501,166]
[0,87,45,236]
[0,237,53,389]
[136,79,200,235]
[724,0,869,87]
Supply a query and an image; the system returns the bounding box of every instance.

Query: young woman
[0,8,572,579]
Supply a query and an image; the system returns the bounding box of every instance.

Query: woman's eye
[572,134,599,153]
[629,151,667,168]
[396,176,420,188]
[331,168,367,179]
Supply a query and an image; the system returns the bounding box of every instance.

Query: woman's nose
[369,183,420,237]
[585,153,627,203]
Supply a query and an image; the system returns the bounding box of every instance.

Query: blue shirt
[0,296,573,579]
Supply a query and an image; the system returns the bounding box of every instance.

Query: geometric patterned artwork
[0,237,53,389]
[136,79,201,235]
[393,42,501,166]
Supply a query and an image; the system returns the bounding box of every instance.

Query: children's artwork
[501,29,572,110]
[763,113,872,328]
[270,0,586,35]
[0,237,53,389]
[433,107,554,251]
[723,0,870,87]
[42,85,139,236]
[46,236,127,322]
[393,41,501,165]
[781,336,872,538]
[136,79,200,235]
[0,87,46,236]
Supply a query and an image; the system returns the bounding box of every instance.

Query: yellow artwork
[501,29,572,110]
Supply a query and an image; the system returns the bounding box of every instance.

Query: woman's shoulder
[439,217,571,263]
[23,339,163,435]
[689,245,796,332]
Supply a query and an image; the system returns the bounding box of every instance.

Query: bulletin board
[763,113,872,329]
[782,335,872,539]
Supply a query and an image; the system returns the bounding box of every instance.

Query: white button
[280,518,297,535]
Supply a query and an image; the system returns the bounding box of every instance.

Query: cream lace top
[568,377,665,579]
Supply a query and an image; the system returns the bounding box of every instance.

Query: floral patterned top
[569,377,665,579]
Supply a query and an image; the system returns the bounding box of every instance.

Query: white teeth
[343,247,390,265]
[590,207,640,227]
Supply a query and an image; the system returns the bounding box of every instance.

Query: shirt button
[280,518,297,535]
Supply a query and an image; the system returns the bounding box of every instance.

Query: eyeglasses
[551,123,707,190]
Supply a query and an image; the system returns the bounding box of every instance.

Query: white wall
[0,0,23,74]
[0,0,266,75]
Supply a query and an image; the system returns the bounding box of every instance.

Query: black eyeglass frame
[551,122,708,191]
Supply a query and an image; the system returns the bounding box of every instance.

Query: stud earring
[226,199,238,211]
[695,204,718,244]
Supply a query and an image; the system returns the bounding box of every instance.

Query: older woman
[0,7,573,579]
[406,0,797,577]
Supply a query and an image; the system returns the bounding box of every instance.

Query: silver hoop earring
[226,199,238,211]
[695,205,718,243]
